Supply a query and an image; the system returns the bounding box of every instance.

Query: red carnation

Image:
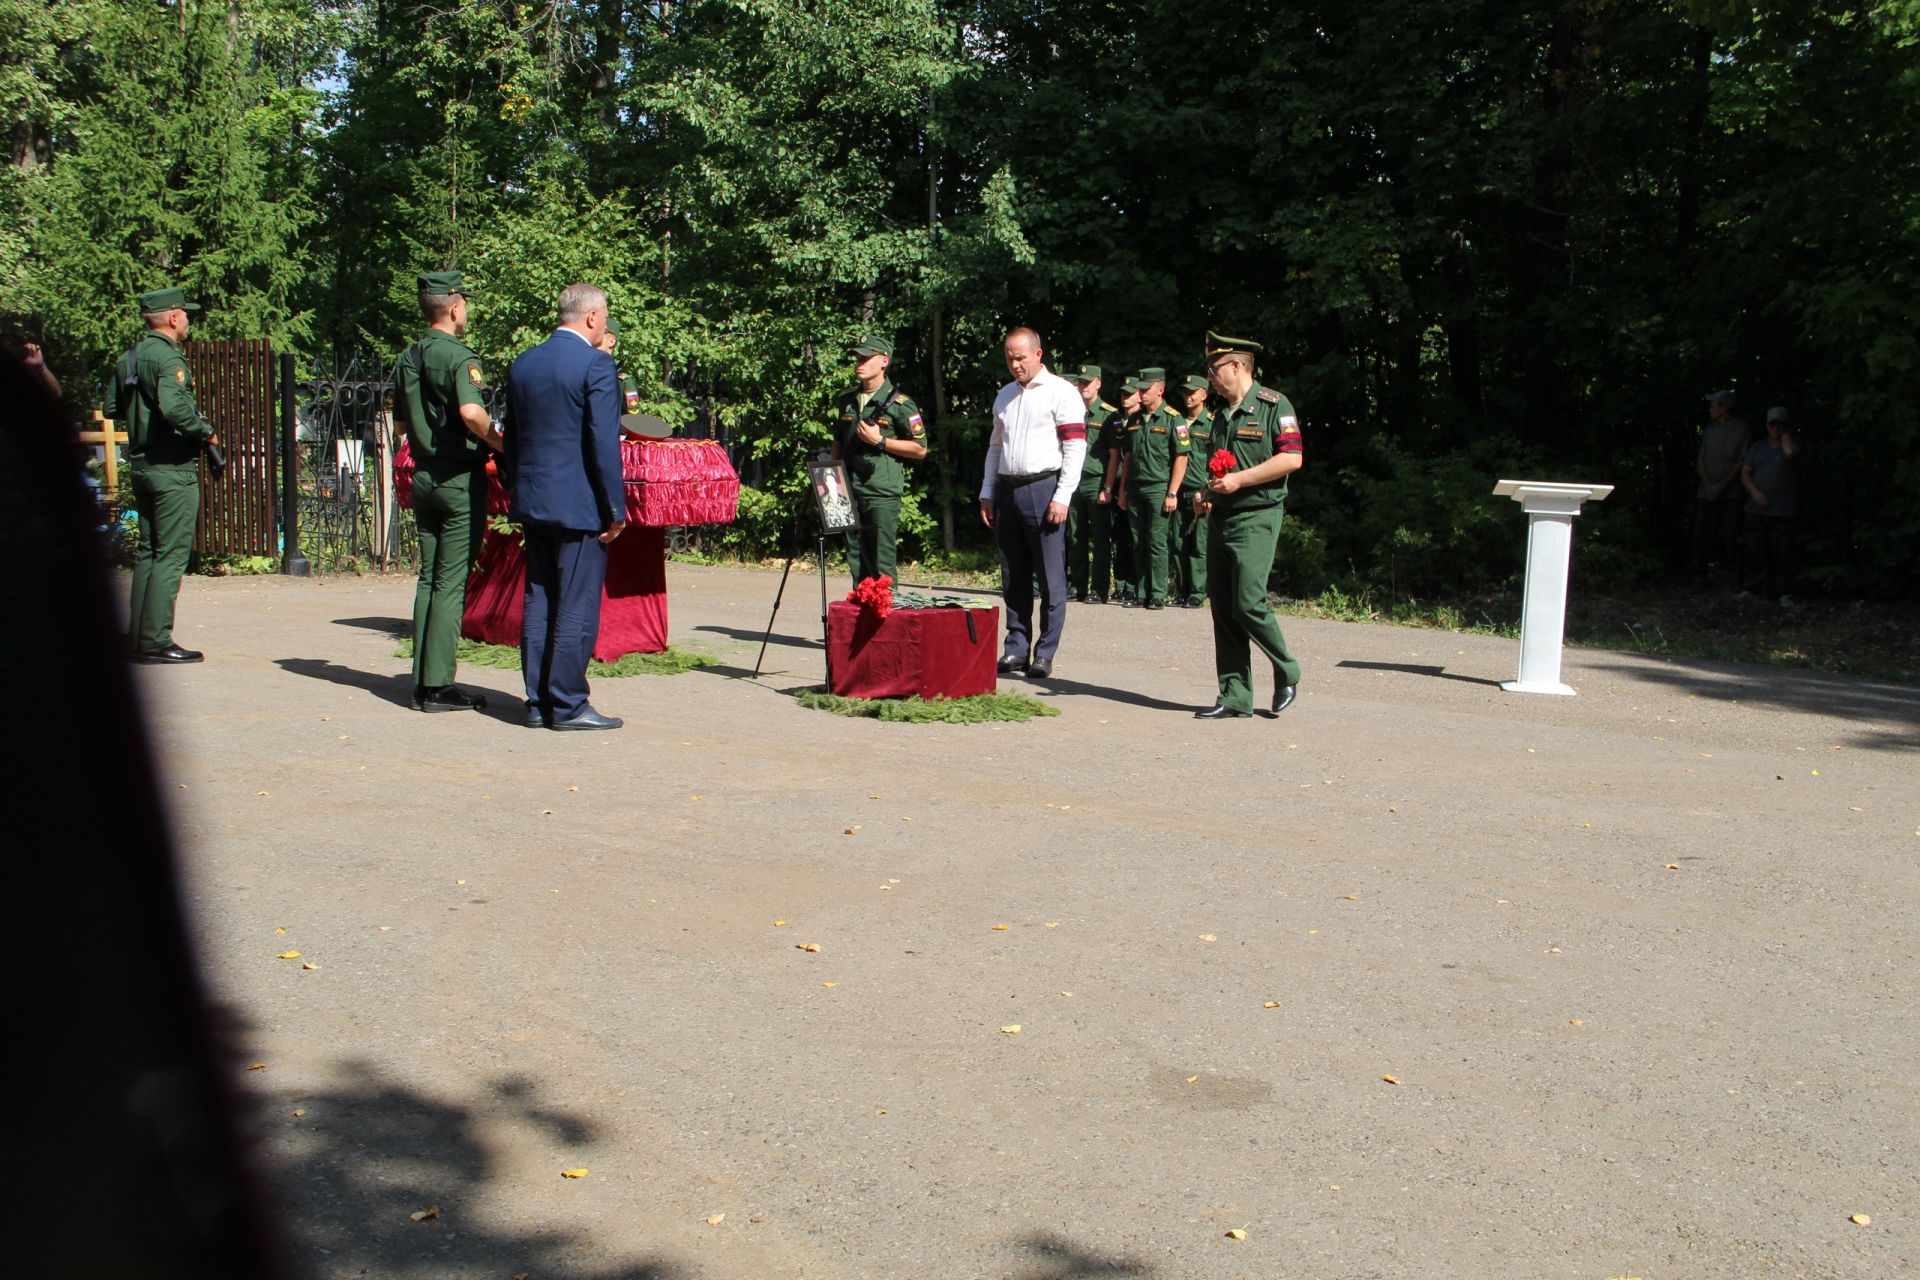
[848,574,894,619]
[1207,448,1235,478]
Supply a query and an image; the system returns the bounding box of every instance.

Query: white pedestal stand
[1492,480,1614,696]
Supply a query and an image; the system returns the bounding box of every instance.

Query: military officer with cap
[1117,367,1189,609]
[597,315,642,417]
[109,285,217,663]
[1172,373,1212,606]
[1195,331,1304,719]
[393,270,503,712]
[1105,379,1144,601]
[1065,365,1120,602]
[832,332,927,582]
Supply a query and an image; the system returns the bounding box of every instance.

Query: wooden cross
[79,410,129,491]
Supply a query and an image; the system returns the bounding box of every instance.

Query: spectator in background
[0,335,61,399]
[1689,389,1749,589]
[1738,406,1802,606]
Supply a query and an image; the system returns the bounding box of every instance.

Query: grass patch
[396,635,717,677]
[796,687,1060,723]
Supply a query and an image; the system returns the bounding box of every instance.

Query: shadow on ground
[236,1043,685,1279]
[274,658,529,726]
[1583,650,1920,750]
[1009,1231,1156,1279]
[1335,660,1504,688]
[694,623,822,650]
[330,616,410,635]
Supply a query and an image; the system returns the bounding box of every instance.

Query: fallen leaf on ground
[409,1204,439,1222]
[377,925,392,931]
[1569,1019,1585,1026]
[821,982,836,988]
[706,1213,726,1226]
[691,794,702,801]
[542,809,553,815]
[1198,934,1217,942]
[1850,1213,1871,1226]
[567,786,579,793]
[1264,1001,1282,1009]
[561,1168,589,1179]
[1186,1075,1200,1084]
[993,923,1010,931]
[796,942,821,953]
[275,926,287,934]
[456,880,465,886]
[1382,1074,1400,1084]
[277,950,301,960]
[1225,1228,1247,1240]
[999,1025,1021,1034]
[255,791,269,797]
[290,1109,305,1117]
[1666,863,1681,870]
[1341,895,1358,901]
[301,962,318,971]
[246,1063,266,1071]
[774,918,786,926]
[843,826,858,835]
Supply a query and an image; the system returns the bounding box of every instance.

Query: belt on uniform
[998,469,1060,486]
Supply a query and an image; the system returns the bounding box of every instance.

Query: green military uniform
[110,287,214,659]
[1106,397,1138,600]
[1065,366,1117,601]
[834,333,925,582]
[1120,369,1190,608]
[1201,333,1304,714]
[1173,374,1212,604]
[393,271,491,697]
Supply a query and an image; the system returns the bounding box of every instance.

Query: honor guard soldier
[1105,379,1144,601]
[832,333,927,582]
[1118,367,1189,609]
[393,270,503,712]
[1195,332,1304,719]
[109,286,217,663]
[1065,365,1119,602]
[1172,373,1212,606]
[598,315,642,415]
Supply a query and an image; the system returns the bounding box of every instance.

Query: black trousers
[521,521,609,720]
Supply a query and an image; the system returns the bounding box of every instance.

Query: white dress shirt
[979,365,1088,507]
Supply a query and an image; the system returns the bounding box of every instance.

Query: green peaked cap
[137,286,200,312]
[417,270,477,295]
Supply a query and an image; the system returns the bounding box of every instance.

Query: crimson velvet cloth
[394,436,737,659]
[827,601,1000,699]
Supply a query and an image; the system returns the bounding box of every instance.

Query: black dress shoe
[1066,588,1082,602]
[1194,704,1245,720]
[1270,683,1297,715]
[1026,658,1053,680]
[551,706,622,731]
[524,704,549,728]
[1144,600,1165,610]
[996,656,1028,676]
[1120,598,1138,609]
[139,644,204,664]
[1087,594,1106,605]
[413,685,488,712]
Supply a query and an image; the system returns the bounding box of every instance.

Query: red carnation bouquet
[847,574,895,619]
[1208,448,1235,478]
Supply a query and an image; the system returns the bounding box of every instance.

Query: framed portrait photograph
[809,460,861,532]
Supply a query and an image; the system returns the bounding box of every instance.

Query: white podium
[1493,480,1613,695]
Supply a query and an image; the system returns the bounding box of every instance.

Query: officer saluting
[393,270,502,712]
[110,286,217,663]
[831,333,927,582]
[1195,332,1304,719]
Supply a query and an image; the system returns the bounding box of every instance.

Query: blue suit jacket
[504,330,623,532]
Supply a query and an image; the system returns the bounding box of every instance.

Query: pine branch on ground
[395,636,716,676]
[795,688,1060,723]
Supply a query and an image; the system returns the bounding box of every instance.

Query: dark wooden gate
[184,338,277,556]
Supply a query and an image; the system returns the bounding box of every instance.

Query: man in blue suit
[504,283,628,730]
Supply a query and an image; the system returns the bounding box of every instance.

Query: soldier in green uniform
[1105,380,1143,602]
[831,333,926,583]
[1194,332,1304,719]
[1172,374,1212,606]
[1117,367,1189,609]
[1065,365,1119,602]
[109,286,217,663]
[393,270,503,712]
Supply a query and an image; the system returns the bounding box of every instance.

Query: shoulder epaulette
[1099,401,1115,412]
[893,393,911,405]
[1256,386,1283,404]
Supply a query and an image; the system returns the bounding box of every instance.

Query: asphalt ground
[136,564,1917,1279]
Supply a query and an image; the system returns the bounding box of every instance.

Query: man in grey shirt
[1739,406,1803,605]
[1689,389,1749,587]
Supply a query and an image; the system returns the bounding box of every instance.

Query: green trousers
[1206,503,1302,713]
[846,492,900,583]
[128,464,201,652]
[1066,487,1111,597]
[1173,491,1209,600]
[1129,489,1174,605]
[411,464,486,688]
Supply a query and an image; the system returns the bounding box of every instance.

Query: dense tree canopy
[6,0,1917,594]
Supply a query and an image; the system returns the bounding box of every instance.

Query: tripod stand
[753,522,834,683]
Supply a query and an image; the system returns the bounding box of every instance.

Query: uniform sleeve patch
[624,389,641,411]
[466,363,487,387]
[1174,423,1190,438]
[175,367,186,384]
[1256,387,1282,403]
[1280,415,1298,428]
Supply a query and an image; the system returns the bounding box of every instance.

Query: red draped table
[395,436,738,659]
[827,601,1000,699]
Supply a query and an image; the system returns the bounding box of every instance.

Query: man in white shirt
[979,327,1086,680]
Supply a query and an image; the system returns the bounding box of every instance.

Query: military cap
[605,315,622,338]
[1135,367,1167,384]
[1180,374,1210,393]
[137,286,200,313]
[1767,405,1790,423]
[1204,331,1263,361]
[1069,364,1103,382]
[850,333,893,359]
[416,270,477,296]
[1120,377,1147,393]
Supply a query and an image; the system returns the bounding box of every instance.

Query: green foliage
[796,688,1060,723]
[395,636,717,678]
